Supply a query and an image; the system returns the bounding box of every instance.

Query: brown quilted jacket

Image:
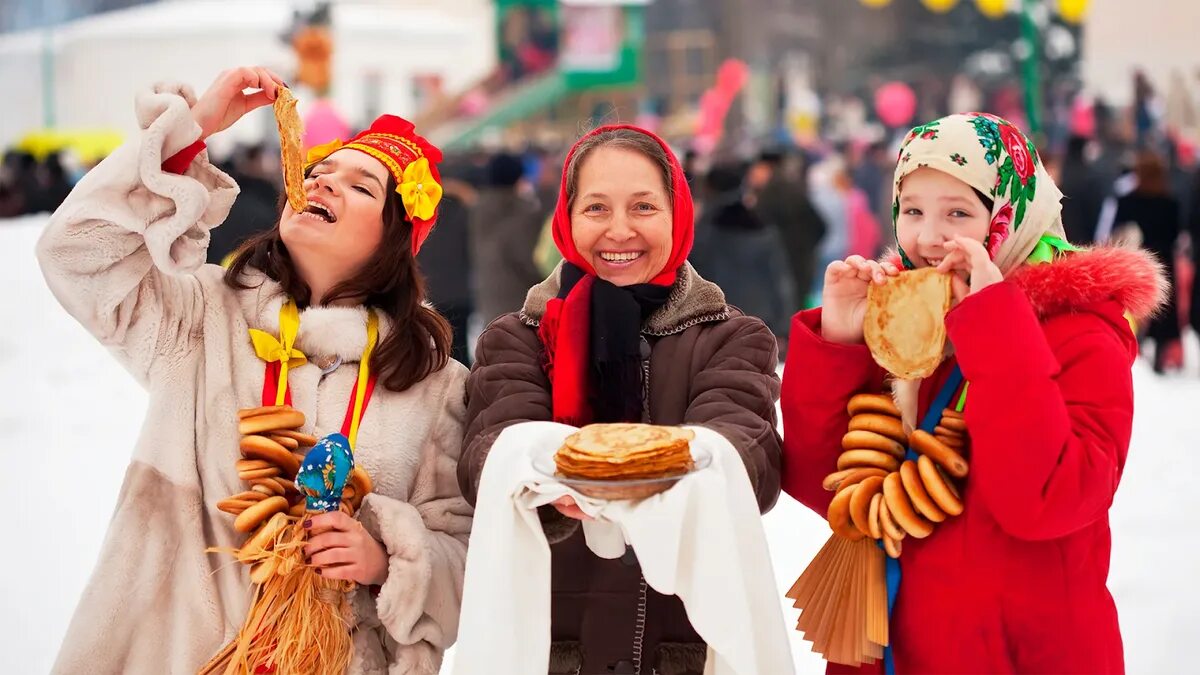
[459,263,783,675]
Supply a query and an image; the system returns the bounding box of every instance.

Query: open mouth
[301,201,337,223]
[599,251,643,265]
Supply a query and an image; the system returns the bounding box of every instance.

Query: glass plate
[531,444,713,500]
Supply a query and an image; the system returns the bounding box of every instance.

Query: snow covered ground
[3,215,1197,674]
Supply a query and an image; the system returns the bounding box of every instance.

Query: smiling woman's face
[569,146,673,286]
[279,148,389,276]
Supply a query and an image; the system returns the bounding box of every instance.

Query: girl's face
[280,149,388,277]
[570,146,673,286]
[895,167,991,268]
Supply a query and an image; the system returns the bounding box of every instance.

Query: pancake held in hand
[273,86,307,214]
[555,423,695,481]
[863,267,952,379]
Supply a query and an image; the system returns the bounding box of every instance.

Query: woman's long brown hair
[224,176,451,393]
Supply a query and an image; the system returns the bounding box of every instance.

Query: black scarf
[557,263,672,423]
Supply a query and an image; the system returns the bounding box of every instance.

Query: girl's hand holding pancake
[937,236,1003,304]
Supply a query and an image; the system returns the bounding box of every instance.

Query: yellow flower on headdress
[399,157,442,221]
[305,138,344,167]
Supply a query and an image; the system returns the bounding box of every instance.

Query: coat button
[640,338,652,359]
[608,660,636,673]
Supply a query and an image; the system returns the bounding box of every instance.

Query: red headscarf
[539,125,695,425]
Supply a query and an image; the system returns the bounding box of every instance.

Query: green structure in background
[440,0,647,150]
[1020,0,1044,139]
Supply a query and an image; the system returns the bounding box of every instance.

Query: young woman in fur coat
[38,67,470,674]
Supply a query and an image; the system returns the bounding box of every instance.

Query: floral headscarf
[892,113,1067,275]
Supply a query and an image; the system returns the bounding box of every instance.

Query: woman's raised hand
[191,66,287,141]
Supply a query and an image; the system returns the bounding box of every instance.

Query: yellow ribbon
[250,299,378,450]
[399,157,443,221]
[1125,312,1138,337]
[249,300,306,406]
[346,311,379,449]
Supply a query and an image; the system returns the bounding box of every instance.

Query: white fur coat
[36,83,470,674]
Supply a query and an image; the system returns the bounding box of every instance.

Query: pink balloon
[874,82,917,129]
[302,100,352,150]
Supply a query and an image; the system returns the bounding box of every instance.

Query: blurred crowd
[4,72,1198,375]
[0,150,75,218]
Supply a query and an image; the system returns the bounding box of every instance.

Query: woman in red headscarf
[38,67,470,674]
[460,126,783,674]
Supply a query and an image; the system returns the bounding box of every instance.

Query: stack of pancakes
[555,423,696,482]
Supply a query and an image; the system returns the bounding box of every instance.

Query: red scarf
[538,125,695,425]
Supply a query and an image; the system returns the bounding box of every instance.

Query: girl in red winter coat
[782,113,1167,674]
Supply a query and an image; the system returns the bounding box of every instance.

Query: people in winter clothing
[1189,169,1200,342]
[809,157,851,301]
[207,144,281,264]
[418,172,475,365]
[843,178,881,259]
[697,162,789,334]
[783,113,1167,674]
[37,71,470,674]
[460,125,783,675]
[750,151,828,312]
[469,152,545,326]
[1059,135,1107,245]
[1115,150,1183,372]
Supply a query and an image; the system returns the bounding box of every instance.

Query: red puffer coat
[782,247,1166,674]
